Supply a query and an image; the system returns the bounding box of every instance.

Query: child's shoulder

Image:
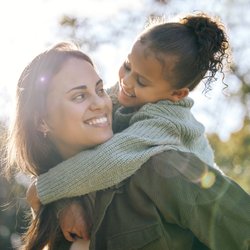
[140,97,194,112]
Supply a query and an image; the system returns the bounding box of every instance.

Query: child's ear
[170,88,189,102]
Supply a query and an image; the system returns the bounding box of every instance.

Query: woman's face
[43,57,113,159]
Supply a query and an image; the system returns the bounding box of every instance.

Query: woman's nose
[89,95,106,110]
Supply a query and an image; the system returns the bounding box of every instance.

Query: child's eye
[123,61,131,71]
[136,77,146,87]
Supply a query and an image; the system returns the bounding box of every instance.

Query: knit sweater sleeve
[37,98,212,205]
[37,104,178,204]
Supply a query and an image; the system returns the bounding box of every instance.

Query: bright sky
[0,0,249,140]
[0,0,143,119]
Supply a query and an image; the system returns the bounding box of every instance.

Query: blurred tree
[58,10,142,51]
[230,63,250,121]
[0,123,28,249]
[208,118,250,193]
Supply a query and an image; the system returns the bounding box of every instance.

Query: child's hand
[58,201,90,242]
[26,179,41,213]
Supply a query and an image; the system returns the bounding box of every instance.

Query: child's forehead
[127,42,163,80]
[129,41,154,66]
[131,40,177,69]
[131,40,154,60]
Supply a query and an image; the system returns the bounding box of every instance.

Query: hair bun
[181,13,228,55]
[183,15,212,37]
[180,12,229,84]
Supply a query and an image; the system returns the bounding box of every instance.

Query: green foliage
[0,123,28,249]
[208,118,250,193]
[0,177,28,249]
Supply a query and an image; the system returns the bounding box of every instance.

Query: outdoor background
[0,0,249,249]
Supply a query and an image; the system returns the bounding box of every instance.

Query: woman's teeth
[86,116,108,125]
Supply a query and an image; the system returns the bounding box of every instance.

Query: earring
[43,130,48,138]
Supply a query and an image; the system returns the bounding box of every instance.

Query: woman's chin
[94,130,114,145]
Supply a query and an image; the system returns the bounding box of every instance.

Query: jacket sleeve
[131,150,250,250]
[37,114,177,205]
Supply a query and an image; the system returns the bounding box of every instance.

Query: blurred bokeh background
[0,0,249,249]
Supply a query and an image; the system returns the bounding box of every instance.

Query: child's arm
[57,198,90,242]
[37,109,176,204]
[37,99,209,205]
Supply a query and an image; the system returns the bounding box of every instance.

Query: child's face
[117,40,187,108]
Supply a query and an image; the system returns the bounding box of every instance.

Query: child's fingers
[64,231,76,242]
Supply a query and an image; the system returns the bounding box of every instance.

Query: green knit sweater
[37,97,215,204]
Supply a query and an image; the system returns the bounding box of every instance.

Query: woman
[5,41,113,249]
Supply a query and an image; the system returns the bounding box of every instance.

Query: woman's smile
[84,114,110,127]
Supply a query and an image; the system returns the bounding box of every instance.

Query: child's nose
[122,74,134,89]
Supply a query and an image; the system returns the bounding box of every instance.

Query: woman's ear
[170,88,189,102]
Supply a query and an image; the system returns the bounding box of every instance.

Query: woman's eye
[123,61,131,71]
[73,94,85,102]
[97,88,106,96]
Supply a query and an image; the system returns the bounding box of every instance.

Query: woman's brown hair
[5,42,94,250]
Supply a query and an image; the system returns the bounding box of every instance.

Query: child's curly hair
[139,12,231,93]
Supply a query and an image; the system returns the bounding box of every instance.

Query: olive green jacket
[90,150,250,250]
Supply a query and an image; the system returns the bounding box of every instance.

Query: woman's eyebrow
[66,85,87,93]
[66,79,103,93]
[96,78,103,86]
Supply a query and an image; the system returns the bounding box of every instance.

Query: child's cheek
[118,66,125,82]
